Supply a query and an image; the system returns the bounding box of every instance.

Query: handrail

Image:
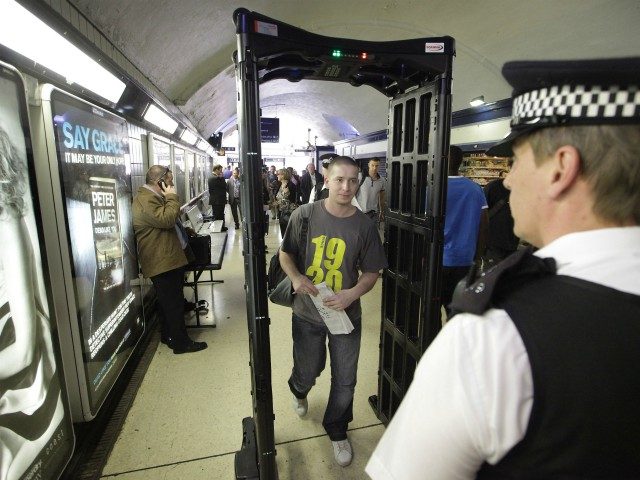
[181,190,207,213]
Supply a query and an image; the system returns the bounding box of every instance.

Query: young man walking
[280,156,387,467]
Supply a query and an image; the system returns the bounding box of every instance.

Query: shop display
[460,154,510,186]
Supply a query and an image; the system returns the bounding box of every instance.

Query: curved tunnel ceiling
[70,0,640,144]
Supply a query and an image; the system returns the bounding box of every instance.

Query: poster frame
[32,83,144,421]
[0,61,75,480]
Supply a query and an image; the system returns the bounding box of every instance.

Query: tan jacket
[132,186,187,278]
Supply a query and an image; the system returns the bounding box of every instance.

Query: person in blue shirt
[441,146,488,316]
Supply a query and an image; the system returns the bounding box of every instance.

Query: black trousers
[211,204,226,227]
[229,198,241,226]
[441,266,471,316]
[150,267,189,344]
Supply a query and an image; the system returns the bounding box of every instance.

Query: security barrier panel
[376,81,451,424]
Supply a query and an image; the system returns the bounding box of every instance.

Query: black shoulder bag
[267,208,311,307]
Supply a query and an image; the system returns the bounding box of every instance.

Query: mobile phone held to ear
[158,167,170,192]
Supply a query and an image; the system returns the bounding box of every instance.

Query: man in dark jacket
[484,170,520,267]
[300,162,323,203]
[132,165,207,354]
[208,164,228,231]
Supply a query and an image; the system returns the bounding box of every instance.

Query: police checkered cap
[487,57,640,156]
[513,84,640,126]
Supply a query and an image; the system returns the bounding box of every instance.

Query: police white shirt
[366,226,640,480]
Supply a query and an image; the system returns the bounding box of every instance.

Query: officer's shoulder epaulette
[449,247,556,316]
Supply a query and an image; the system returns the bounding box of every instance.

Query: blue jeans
[288,314,362,441]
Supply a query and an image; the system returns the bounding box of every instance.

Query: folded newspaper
[310,282,354,335]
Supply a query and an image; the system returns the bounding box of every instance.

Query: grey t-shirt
[281,200,388,324]
[356,176,386,213]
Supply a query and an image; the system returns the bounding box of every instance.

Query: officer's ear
[547,145,581,199]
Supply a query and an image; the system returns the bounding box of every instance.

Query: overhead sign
[260,117,279,143]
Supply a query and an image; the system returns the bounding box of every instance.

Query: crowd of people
[203,157,390,240]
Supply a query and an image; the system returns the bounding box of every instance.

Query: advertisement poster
[89,177,125,295]
[0,67,74,479]
[50,90,143,414]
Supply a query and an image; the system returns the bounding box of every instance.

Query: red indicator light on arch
[360,52,368,60]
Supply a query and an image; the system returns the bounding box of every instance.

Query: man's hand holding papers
[308,282,354,335]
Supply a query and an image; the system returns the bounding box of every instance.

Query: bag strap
[297,205,311,272]
[488,197,507,219]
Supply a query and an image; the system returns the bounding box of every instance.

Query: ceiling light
[196,139,208,151]
[144,104,178,134]
[470,96,485,107]
[180,129,198,145]
[0,0,126,103]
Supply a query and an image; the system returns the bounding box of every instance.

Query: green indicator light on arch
[332,49,342,57]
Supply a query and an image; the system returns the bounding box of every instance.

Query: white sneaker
[292,396,308,417]
[332,439,353,467]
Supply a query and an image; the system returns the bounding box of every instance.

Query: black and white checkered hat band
[512,84,640,127]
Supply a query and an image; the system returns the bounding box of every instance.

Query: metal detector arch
[233,8,454,478]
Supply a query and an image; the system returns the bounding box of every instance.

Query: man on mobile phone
[132,165,207,354]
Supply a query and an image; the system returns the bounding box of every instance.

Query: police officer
[367,57,640,479]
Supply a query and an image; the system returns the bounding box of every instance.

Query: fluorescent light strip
[196,139,208,151]
[144,104,178,134]
[470,96,485,107]
[0,0,126,103]
[180,129,198,145]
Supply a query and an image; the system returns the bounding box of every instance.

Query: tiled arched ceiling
[71,0,640,144]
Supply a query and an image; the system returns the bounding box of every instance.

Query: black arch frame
[233,8,454,478]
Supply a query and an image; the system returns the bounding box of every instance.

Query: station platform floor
[101,215,386,479]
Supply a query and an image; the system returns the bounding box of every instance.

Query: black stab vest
[450,249,640,479]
